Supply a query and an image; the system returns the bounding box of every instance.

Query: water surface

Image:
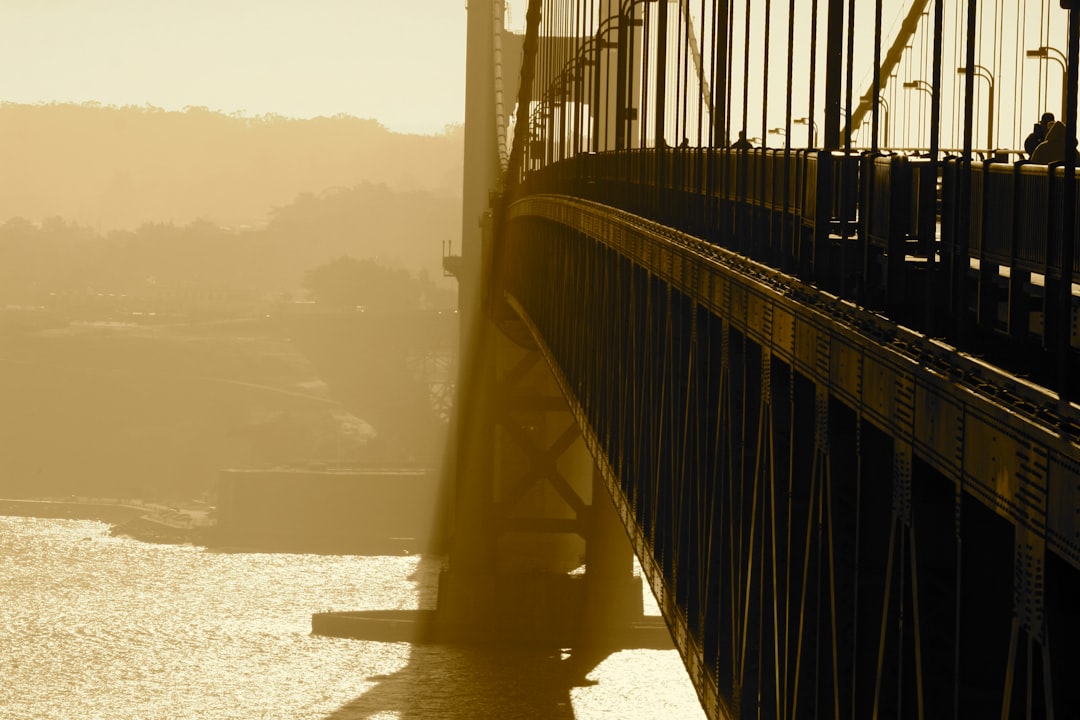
[0,516,704,719]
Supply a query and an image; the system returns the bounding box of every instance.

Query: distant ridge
[0,102,464,231]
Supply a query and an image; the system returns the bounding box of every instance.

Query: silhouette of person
[1025,112,1056,158]
[1030,120,1068,164]
[679,137,690,149]
[1024,121,1046,157]
[731,130,752,150]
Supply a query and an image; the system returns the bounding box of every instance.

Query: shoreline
[0,497,421,554]
[0,497,213,546]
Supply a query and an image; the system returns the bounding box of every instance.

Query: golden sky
[0,0,467,135]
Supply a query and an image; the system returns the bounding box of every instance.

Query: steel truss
[499,195,1080,719]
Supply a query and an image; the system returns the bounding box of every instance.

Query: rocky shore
[0,498,214,546]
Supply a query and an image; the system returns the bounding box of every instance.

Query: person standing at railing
[1026,112,1062,161]
[1030,118,1069,163]
[730,130,753,150]
[1024,119,1048,156]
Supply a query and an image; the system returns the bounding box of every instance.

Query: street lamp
[878,94,890,148]
[957,65,995,150]
[903,80,935,148]
[1026,46,1068,120]
[902,79,933,97]
[794,117,818,147]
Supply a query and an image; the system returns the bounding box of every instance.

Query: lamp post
[902,79,933,96]
[589,18,621,153]
[794,117,816,146]
[903,81,933,147]
[878,94,890,148]
[1025,46,1068,120]
[957,65,995,150]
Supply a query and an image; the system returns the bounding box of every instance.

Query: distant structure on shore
[215,468,442,554]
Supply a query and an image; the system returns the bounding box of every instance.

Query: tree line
[0,102,463,232]
[0,182,458,311]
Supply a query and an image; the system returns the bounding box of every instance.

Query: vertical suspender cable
[808,0,819,147]
[684,1,692,141]
[741,0,751,142]
[654,0,669,217]
[1037,0,1046,118]
[953,0,961,147]
[711,0,727,147]
[785,0,795,142]
[918,12,926,146]
[873,0,883,151]
[679,1,689,143]
[957,0,978,340]
[762,0,772,155]
[696,0,710,145]
[641,1,651,150]
[926,0,944,334]
[701,0,709,145]
[1015,1,1024,150]
[1058,6,1078,402]
[992,0,1001,149]
[547,0,555,163]
[557,0,565,162]
[904,42,910,148]
[656,0,668,146]
[840,0,855,286]
[962,2,976,159]
[574,0,581,156]
[976,0,983,151]
[783,0,795,270]
[761,0,772,253]
[586,0,593,155]
[727,0,735,146]
[993,0,1003,148]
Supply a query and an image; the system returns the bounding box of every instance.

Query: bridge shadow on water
[319,638,641,720]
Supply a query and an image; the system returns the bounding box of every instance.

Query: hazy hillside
[0,102,467,297]
[0,182,461,302]
[0,102,464,232]
[0,317,377,500]
[0,103,462,499]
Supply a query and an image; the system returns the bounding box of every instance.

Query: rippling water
[0,516,704,719]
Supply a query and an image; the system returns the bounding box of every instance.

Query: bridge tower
[436,0,646,645]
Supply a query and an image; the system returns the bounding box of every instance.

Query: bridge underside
[437,292,652,646]
[499,196,1080,718]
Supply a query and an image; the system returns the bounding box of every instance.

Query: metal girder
[508,195,1080,572]
[500,195,1080,718]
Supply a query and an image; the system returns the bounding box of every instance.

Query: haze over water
[0,516,705,719]
[0,3,713,717]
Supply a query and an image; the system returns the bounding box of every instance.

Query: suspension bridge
[436,1,1080,717]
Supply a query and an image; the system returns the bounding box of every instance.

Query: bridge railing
[514,148,1080,394]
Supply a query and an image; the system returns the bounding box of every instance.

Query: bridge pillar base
[435,569,647,647]
[435,570,585,645]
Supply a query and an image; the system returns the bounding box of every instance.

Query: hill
[0,103,465,291]
[0,102,464,232]
[0,316,374,500]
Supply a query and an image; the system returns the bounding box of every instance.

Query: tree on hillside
[301,256,425,311]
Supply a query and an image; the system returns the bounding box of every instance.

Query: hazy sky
[0,0,467,135]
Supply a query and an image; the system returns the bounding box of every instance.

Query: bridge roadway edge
[507,194,1080,576]
[501,191,1080,716]
[504,291,727,718]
